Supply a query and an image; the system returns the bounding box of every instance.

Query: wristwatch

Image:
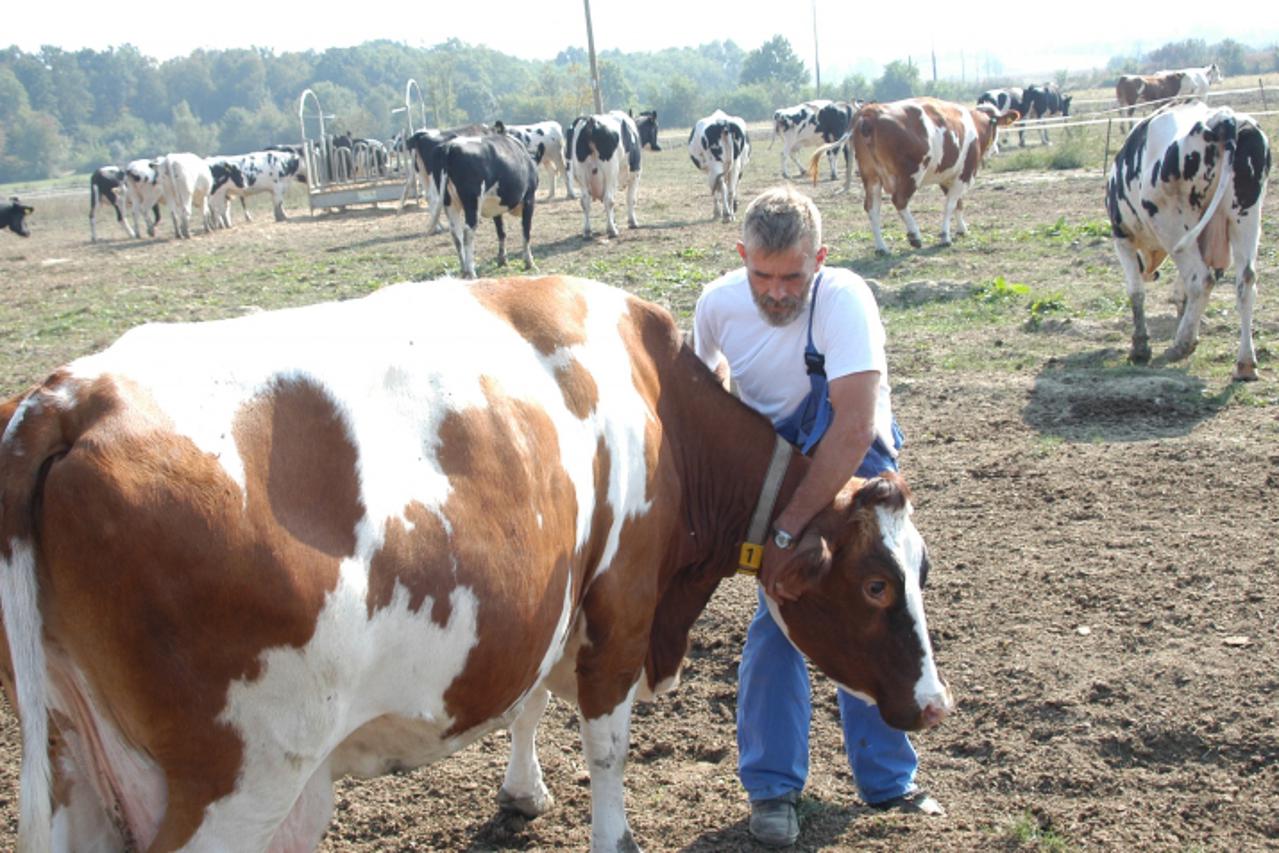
[772,527,796,550]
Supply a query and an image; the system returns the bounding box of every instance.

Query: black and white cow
[1,197,33,237]
[773,100,841,179]
[402,124,491,232]
[89,166,131,242]
[503,120,574,199]
[1106,102,1271,380]
[203,157,246,228]
[353,138,389,178]
[976,88,1025,153]
[216,149,307,224]
[634,110,661,151]
[123,158,166,239]
[569,111,643,238]
[429,128,538,278]
[688,110,751,222]
[1020,84,1072,146]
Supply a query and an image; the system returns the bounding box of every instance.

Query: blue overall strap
[773,274,833,455]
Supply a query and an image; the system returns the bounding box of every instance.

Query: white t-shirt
[693,265,896,454]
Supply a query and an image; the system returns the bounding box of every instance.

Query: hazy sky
[7,1,1275,81]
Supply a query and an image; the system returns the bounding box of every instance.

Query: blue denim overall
[738,274,917,806]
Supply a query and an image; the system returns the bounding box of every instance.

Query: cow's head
[975,105,1020,154]
[4,198,33,237]
[765,474,951,731]
[635,110,661,151]
[1061,94,1073,116]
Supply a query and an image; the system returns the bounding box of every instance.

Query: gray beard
[752,288,809,327]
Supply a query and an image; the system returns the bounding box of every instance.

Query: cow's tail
[1172,132,1236,255]
[807,129,852,185]
[0,386,62,852]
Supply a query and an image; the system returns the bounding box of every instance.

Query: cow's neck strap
[738,434,794,576]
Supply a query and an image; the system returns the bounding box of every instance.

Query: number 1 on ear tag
[738,542,763,574]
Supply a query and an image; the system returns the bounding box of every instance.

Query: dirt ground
[0,119,1276,851]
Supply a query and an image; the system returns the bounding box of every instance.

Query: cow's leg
[779,145,790,179]
[494,215,508,267]
[580,685,641,853]
[89,189,99,243]
[603,190,619,238]
[891,183,923,249]
[240,195,253,223]
[864,181,891,255]
[1019,125,1027,147]
[827,147,839,182]
[1041,126,1051,146]
[938,184,964,245]
[272,185,287,222]
[520,198,536,270]
[579,191,593,239]
[1230,220,1263,381]
[1114,240,1151,363]
[499,685,555,817]
[625,174,640,230]
[1166,246,1213,360]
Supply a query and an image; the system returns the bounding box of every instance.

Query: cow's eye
[864,579,889,605]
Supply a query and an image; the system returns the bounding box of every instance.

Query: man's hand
[759,540,802,603]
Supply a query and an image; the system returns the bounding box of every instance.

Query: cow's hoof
[908,235,923,249]
[1232,362,1259,382]
[497,786,554,818]
[1129,347,1152,365]
[939,236,953,247]
[1163,341,1197,361]
[875,247,891,257]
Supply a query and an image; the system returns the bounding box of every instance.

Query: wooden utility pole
[812,0,821,97]
[583,0,603,113]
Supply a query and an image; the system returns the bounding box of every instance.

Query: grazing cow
[688,110,751,222]
[569,111,643,238]
[353,138,389,178]
[431,128,539,278]
[1020,83,1072,146]
[89,166,132,242]
[633,110,661,151]
[123,158,166,238]
[810,97,1018,254]
[1105,102,1270,379]
[1,197,33,237]
[1116,63,1223,130]
[977,87,1025,152]
[216,149,308,225]
[0,274,950,853]
[504,120,574,199]
[156,152,215,239]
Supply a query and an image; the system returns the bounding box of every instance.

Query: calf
[1105,102,1270,379]
[810,97,1018,253]
[1,197,33,237]
[156,152,215,239]
[503,120,574,199]
[1020,83,1072,146]
[203,157,246,228]
[431,129,538,277]
[634,109,661,151]
[89,166,131,242]
[569,111,643,238]
[688,110,751,222]
[1116,63,1222,131]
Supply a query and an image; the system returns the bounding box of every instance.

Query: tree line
[0,35,1274,183]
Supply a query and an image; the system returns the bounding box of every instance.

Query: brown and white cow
[0,275,950,852]
[809,97,1018,254]
[1105,102,1270,379]
[1115,63,1222,131]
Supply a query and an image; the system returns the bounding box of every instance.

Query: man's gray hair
[741,186,823,254]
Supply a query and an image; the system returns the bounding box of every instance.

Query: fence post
[1260,79,1269,111]
[1102,118,1113,174]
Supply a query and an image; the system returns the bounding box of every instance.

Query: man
[693,186,941,847]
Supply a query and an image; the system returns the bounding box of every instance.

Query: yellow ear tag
[738,542,763,575]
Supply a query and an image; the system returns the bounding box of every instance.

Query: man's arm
[762,369,879,601]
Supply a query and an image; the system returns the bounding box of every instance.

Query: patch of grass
[975,275,1031,303]
[1022,216,1112,244]
[1025,292,1068,330]
[1004,811,1073,851]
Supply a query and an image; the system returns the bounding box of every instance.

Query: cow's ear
[1000,110,1021,127]
[785,530,835,598]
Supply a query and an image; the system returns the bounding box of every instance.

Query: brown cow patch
[555,357,599,419]
[473,275,590,356]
